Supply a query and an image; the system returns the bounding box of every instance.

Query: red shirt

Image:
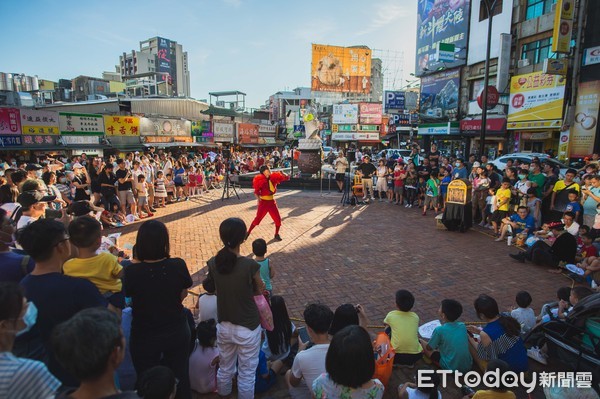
[582,244,598,258]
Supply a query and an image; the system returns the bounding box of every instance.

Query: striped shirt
[0,352,60,399]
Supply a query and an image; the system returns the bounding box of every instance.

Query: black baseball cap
[17,190,56,208]
[25,163,43,171]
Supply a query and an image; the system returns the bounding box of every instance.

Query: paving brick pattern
[116,189,568,398]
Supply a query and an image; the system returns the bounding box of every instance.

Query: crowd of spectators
[1,146,599,398]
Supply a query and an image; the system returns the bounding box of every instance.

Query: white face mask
[35,170,43,179]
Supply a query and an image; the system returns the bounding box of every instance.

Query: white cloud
[355,2,410,36]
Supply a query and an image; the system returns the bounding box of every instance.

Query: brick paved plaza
[116,189,566,398]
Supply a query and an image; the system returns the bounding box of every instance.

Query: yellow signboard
[507,72,566,129]
[446,179,471,205]
[552,0,575,53]
[311,44,371,93]
[104,115,140,136]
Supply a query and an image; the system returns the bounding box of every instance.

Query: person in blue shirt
[495,206,536,242]
[452,158,468,180]
[565,190,582,222]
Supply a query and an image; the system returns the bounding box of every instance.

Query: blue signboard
[0,135,22,147]
[384,91,406,111]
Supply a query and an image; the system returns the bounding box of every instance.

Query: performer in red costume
[247,165,290,241]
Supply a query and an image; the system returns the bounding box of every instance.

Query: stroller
[542,293,600,394]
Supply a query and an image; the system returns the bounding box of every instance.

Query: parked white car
[491,153,569,177]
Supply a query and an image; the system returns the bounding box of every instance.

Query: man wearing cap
[16,191,56,230]
[25,164,43,180]
[509,222,576,267]
[355,155,377,201]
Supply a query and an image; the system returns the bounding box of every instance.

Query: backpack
[10,205,23,226]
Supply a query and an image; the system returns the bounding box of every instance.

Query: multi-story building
[414,0,599,160]
[119,36,191,98]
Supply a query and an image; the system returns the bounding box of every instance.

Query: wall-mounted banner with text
[59,113,105,135]
[415,0,470,76]
[104,116,140,136]
[20,109,59,135]
[507,72,566,130]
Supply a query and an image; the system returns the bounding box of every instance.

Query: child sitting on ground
[510,291,536,338]
[419,299,472,373]
[198,277,218,322]
[189,319,219,394]
[537,287,571,323]
[577,232,598,262]
[63,215,124,312]
[397,369,441,399]
[384,289,423,366]
[253,238,274,297]
[255,350,284,394]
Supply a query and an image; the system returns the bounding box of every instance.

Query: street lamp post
[479,0,498,161]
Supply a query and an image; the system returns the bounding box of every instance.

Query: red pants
[250,199,281,231]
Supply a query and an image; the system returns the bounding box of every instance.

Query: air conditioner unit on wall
[517,59,530,68]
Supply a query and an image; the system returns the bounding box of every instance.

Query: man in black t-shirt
[417,158,432,181]
[115,159,137,219]
[16,219,107,386]
[426,143,441,164]
[356,156,377,200]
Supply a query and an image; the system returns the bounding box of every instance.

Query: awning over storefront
[460,117,507,136]
[143,142,205,148]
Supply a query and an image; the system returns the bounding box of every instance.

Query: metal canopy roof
[208,91,247,97]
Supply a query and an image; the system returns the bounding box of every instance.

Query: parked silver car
[491,153,569,177]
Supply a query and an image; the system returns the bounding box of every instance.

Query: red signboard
[460,118,506,134]
[359,103,383,125]
[238,123,259,144]
[477,86,500,110]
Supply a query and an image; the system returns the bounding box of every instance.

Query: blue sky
[0,0,417,108]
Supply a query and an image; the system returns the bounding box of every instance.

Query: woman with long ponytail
[207,218,265,399]
[467,294,528,373]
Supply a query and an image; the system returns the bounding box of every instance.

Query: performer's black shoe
[274,234,282,241]
[509,253,526,263]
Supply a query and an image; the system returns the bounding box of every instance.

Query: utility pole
[479,0,499,160]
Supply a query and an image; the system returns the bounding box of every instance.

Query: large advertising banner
[311,44,371,93]
[59,113,105,135]
[507,72,566,130]
[570,81,600,158]
[140,118,191,136]
[415,0,470,76]
[156,36,172,82]
[20,109,59,135]
[359,103,383,125]
[0,108,21,135]
[104,116,140,136]
[419,69,460,123]
[332,104,359,124]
